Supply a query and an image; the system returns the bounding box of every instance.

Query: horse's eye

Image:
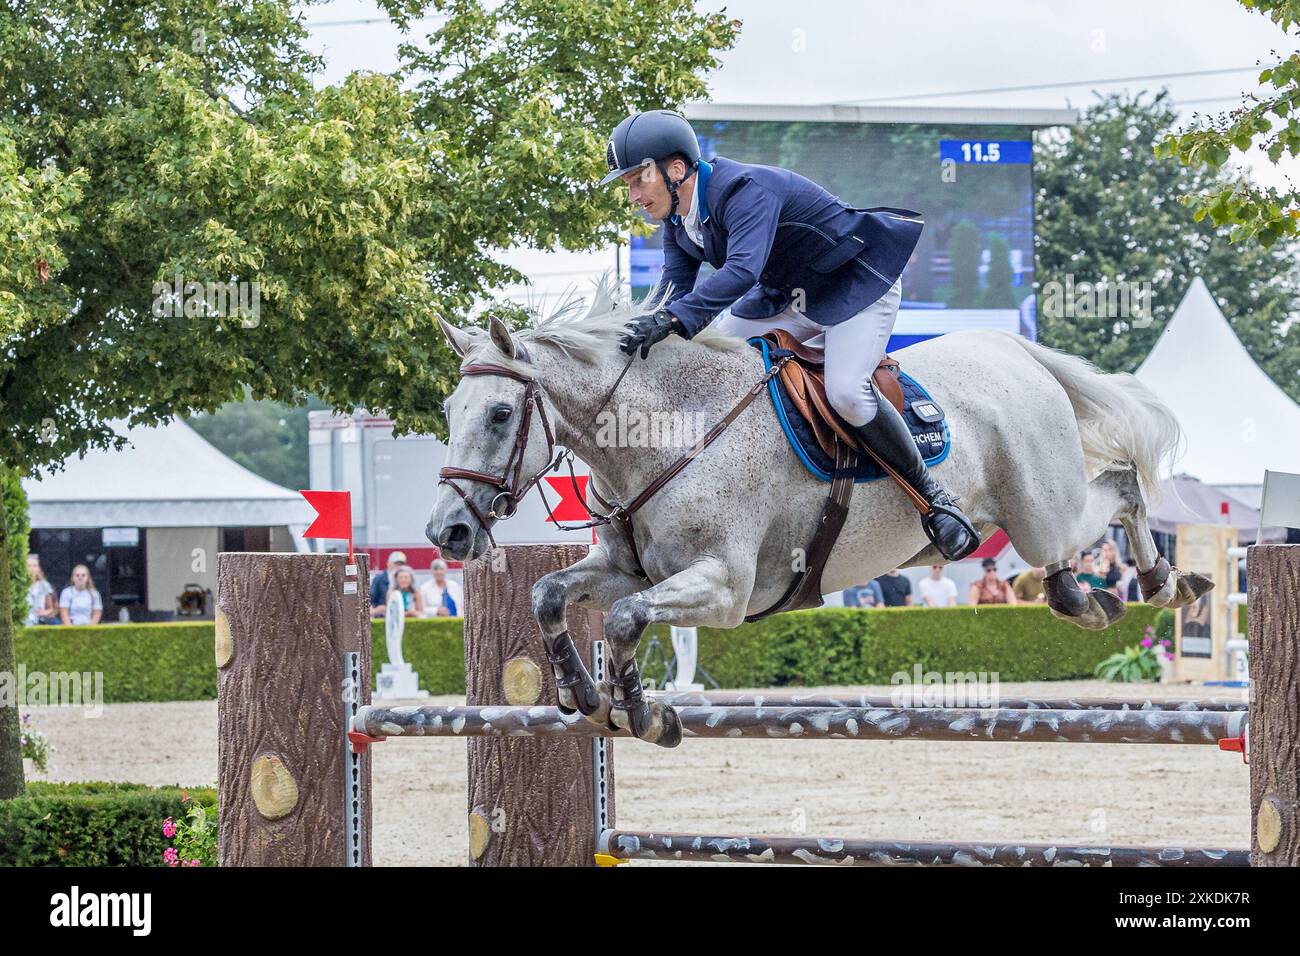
[490,405,512,424]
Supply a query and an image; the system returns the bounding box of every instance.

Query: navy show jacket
[661,156,924,337]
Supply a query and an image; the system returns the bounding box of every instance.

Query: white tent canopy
[23,417,314,529]
[1135,277,1300,488]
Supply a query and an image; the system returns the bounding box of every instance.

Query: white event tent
[1135,277,1300,507]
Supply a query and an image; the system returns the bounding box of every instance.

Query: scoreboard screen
[630,119,1039,346]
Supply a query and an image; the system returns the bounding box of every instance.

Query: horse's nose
[434,521,473,559]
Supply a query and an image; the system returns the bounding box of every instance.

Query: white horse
[429,288,1211,747]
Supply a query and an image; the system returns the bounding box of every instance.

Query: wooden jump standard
[215,544,1299,867]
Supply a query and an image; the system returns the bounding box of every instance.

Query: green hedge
[686,602,1163,688]
[0,782,215,866]
[15,604,1167,703]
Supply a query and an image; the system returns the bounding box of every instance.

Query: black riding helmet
[599,110,701,220]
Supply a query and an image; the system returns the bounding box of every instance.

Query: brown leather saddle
[760,329,904,463]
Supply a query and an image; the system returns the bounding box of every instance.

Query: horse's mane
[460,274,749,372]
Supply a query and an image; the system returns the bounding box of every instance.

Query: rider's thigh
[713,305,823,341]
[822,280,903,425]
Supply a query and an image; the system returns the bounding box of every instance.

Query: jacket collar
[669,159,712,226]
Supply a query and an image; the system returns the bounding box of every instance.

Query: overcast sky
[299,0,1296,308]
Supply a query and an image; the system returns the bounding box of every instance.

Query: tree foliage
[0,0,739,479]
[1036,93,1300,392]
[1157,0,1300,248]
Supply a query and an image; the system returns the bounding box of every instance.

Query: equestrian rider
[603,109,979,562]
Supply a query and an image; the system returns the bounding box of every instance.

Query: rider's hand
[620,309,680,359]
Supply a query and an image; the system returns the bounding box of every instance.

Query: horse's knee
[530,572,568,631]
[605,594,651,650]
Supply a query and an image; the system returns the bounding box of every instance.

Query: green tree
[1157,0,1300,248]
[2,469,28,630]
[0,0,738,800]
[982,234,1017,308]
[1036,93,1300,386]
[948,221,981,308]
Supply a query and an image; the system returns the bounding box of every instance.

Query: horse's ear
[487,315,521,361]
[438,316,474,358]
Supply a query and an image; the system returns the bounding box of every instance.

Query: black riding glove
[620,309,680,359]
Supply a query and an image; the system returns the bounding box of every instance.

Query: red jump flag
[544,475,592,522]
[300,490,354,559]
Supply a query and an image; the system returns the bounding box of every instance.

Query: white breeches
[714,278,902,425]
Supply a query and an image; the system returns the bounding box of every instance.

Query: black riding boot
[850,394,980,561]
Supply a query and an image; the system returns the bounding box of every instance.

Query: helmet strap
[656,158,700,221]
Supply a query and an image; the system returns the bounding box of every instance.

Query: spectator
[916,565,957,607]
[370,551,408,618]
[1118,558,1139,602]
[25,554,57,625]
[969,558,1017,606]
[1076,551,1107,592]
[1012,566,1047,603]
[386,566,424,618]
[59,564,103,625]
[875,569,913,607]
[419,559,464,617]
[843,580,886,608]
[1099,540,1124,595]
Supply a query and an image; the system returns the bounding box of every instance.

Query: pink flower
[162,817,177,838]
[1163,652,1175,661]
[1140,637,1153,648]
[184,859,201,867]
[163,847,179,867]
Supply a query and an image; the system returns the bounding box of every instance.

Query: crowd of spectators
[841,541,1144,610]
[369,551,464,619]
[25,554,104,626]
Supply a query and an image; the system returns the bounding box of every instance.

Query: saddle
[759,329,905,463]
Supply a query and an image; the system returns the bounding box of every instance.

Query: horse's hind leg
[603,556,752,748]
[1113,473,1214,608]
[1002,469,1133,629]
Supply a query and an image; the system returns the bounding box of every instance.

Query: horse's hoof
[1172,569,1214,606]
[648,704,683,749]
[556,686,578,715]
[1050,589,1126,630]
[582,680,616,730]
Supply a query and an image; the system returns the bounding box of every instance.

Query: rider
[602,109,979,562]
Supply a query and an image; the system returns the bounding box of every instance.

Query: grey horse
[429,289,1211,747]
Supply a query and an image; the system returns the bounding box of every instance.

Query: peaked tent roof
[1135,277,1300,487]
[23,417,314,529]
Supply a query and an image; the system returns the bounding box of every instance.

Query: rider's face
[622,159,686,220]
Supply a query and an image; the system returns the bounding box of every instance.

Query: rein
[437,352,791,569]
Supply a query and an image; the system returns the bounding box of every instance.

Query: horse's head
[426,315,557,560]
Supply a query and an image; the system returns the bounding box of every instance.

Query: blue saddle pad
[749,337,951,483]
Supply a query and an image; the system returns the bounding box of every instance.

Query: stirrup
[921,497,980,561]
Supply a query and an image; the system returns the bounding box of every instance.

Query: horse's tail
[995,331,1182,501]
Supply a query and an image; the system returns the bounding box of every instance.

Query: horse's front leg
[531,545,646,721]
[605,557,753,749]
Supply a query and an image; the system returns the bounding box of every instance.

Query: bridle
[437,361,569,548]
[437,349,790,571]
